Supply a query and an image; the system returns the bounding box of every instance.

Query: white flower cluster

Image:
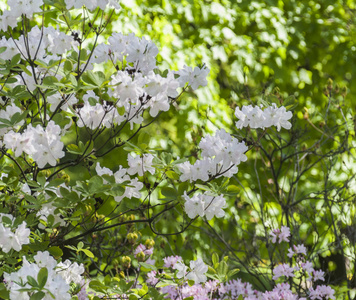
[0,214,30,253]
[76,91,122,130]
[109,69,179,128]
[94,33,159,75]
[0,0,120,30]
[183,191,226,220]
[0,0,43,31]
[235,104,293,131]
[96,163,144,203]
[0,25,73,62]
[4,251,84,300]
[36,202,66,229]
[175,65,210,90]
[0,103,24,136]
[127,153,155,177]
[173,258,208,284]
[4,120,65,168]
[177,129,248,182]
[65,0,120,10]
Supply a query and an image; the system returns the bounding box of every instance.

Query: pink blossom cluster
[134,244,154,258]
[270,225,290,243]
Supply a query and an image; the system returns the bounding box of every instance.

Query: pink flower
[301,261,314,273]
[163,256,182,268]
[146,270,159,285]
[293,244,307,256]
[133,244,154,259]
[270,226,290,243]
[313,270,325,282]
[309,285,335,300]
[272,264,295,280]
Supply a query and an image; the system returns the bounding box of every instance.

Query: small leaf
[166,170,179,180]
[227,185,239,193]
[89,280,107,293]
[161,187,177,199]
[195,184,210,191]
[227,268,240,279]
[212,253,219,265]
[48,246,63,257]
[37,267,48,289]
[26,275,38,288]
[30,291,45,300]
[81,248,94,258]
[140,262,157,271]
[217,261,228,277]
[119,280,134,293]
[67,144,82,155]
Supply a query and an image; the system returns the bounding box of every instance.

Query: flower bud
[136,251,146,262]
[334,84,340,94]
[327,78,333,91]
[145,239,155,249]
[323,87,329,97]
[112,259,119,266]
[121,256,131,268]
[341,87,347,98]
[127,232,138,243]
[120,271,125,278]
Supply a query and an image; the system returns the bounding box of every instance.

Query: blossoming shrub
[0,0,337,299]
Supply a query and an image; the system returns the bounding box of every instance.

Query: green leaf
[227,268,240,279]
[30,291,45,300]
[27,275,38,288]
[195,184,210,191]
[17,64,33,76]
[227,185,240,193]
[77,241,84,249]
[42,76,59,88]
[11,53,21,66]
[161,187,177,199]
[81,70,105,87]
[37,268,48,289]
[63,60,73,72]
[140,262,157,271]
[48,246,63,257]
[217,260,228,278]
[166,170,179,180]
[138,132,151,147]
[1,216,12,226]
[0,282,10,299]
[212,252,219,265]
[89,280,107,293]
[118,280,134,293]
[67,144,82,155]
[80,248,94,258]
[88,175,104,194]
